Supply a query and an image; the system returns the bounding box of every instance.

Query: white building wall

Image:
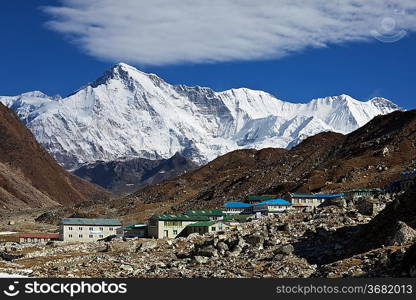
[60,225,121,242]
[149,220,197,239]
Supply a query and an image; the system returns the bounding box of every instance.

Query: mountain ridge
[0,63,401,170]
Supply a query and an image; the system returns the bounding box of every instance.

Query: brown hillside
[0,103,110,210]
[105,110,415,222]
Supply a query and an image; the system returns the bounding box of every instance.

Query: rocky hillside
[350,178,416,255]
[2,197,415,278]
[0,103,110,210]
[107,110,416,221]
[73,153,197,194]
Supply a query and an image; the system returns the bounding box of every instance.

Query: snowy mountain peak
[369,97,400,109]
[20,91,50,98]
[89,62,167,93]
[0,63,401,169]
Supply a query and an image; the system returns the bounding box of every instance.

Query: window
[163,230,169,238]
[164,221,182,227]
[68,227,73,230]
[68,234,73,238]
[211,227,216,232]
[79,234,83,238]
[99,235,104,238]
[173,230,178,236]
[99,227,104,231]
[109,227,113,231]
[79,227,83,230]
[89,235,93,238]
[89,227,93,231]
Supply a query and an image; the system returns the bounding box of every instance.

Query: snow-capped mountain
[0,63,400,169]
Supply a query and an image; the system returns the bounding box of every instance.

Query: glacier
[0,63,400,170]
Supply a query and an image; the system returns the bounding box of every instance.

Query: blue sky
[1,0,415,109]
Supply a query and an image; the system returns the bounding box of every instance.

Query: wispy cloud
[43,0,416,65]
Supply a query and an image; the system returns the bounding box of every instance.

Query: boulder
[276,244,294,255]
[139,240,158,251]
[244,234,264,249]
[387,221,416,246]
[0,251,24,261]
[192,256,209,264]
[197,245,218,257]
[120,264,134,272]
[216,241,229,252]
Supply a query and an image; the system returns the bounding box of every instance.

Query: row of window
[293,199,325,204]
[164,221,182,227]
[67,234,104,238]
[22,238,49,242]
[67,226,114,231]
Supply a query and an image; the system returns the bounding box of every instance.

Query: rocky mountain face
[0,63,400,170]
[103,110,416,222]
[0,103,110,210]
[72,153,197,195]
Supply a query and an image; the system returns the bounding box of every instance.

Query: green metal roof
[60,218,121,226]
[186,221,220,227]
[247,195,276,201]
[150,214,210,221]
[123,222,146,230]
[185,210,225,217]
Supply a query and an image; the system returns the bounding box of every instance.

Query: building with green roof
[148,214,211,239]
[117,222,147,238]
[185,221,230,236]
[345,188,382,201]
[184,210,225,220]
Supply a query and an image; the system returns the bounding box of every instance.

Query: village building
[148,214,210,239]
[59,218,122,242]
[184,210,225,220]
[222,202,253,215]
[19,233,59,243]
[0,233,59,243]
[291,203,311,212]
[287,193,345,211]
[345,188,381,201]
[223,214,254,225]
[116,222,147,238]
[253,199,292,215]
[185,221,231,236]
[356,198,386,216]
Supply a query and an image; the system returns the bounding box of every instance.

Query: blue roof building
[253,198,292,215]
[223,202,253,215]
[289,193,345,199]
[254,199,292,206]
[224,202,253,208]
[288,192,346,212]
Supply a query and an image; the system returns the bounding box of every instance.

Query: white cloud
[43,0,416,65]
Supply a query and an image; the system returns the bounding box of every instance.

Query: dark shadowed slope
[73,153,197,195]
